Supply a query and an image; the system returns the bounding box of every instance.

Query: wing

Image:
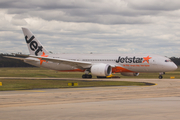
[4,55,116,70]
[29,55,93,69]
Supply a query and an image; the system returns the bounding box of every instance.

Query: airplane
[5,28,178,79]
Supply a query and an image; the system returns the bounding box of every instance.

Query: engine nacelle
[121,72,139,76]
[91,64,112,76]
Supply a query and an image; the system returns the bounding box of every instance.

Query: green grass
[0,79,149,91]
[0,67,84,78]
[0,67,179,79]
[0,67,178,91]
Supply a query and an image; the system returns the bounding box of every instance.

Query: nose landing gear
[159,72,165,79]
[159,75,163,79]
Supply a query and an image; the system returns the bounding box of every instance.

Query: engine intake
[91,64,112,76]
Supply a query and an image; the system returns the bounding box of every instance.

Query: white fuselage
[24,53,177,73]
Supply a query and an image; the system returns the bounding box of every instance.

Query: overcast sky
[0,0,180,57]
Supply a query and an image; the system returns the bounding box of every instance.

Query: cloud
[128,0,180,11]
[0,0,180,57]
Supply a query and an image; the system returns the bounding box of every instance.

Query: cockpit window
[165,59,172,62]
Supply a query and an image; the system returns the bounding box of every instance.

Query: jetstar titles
[116,56,152,64]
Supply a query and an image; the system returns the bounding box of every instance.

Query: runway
[0,78,180,120]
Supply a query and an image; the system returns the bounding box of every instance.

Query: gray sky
[0,0,180,57]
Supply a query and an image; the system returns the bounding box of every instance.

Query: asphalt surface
[0,78,180,120]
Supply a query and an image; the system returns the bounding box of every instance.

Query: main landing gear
[82,74,92,78]
[159,72,165,79]
[82,69,92,78]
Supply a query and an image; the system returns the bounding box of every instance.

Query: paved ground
[0,78,180,120]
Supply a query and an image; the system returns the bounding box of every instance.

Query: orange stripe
[59,69,85,72]
[112,66,133,73]
[59,66,133,73]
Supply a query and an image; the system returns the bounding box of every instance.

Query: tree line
[0,54,180,67]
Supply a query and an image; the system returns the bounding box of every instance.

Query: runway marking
[142,83,158,87]
[31,90,45,92]
[62,88,93,91]
[15,90,45,92]
[150,83,158,86]
[154,83,158,86]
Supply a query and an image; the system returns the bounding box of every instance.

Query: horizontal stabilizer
[3,56,39,62]
[3,56,26,60]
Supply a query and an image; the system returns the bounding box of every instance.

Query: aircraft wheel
[158,75,163,79]
[87,75,92,78]
[82,74,92,79]
[82,74,86,78]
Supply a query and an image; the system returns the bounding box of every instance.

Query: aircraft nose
[170,62,178,71]
[173,63,178,70]
[161,62,177,72]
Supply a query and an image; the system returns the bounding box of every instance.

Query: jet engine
[121,72,139,76]
[91,63,112,76]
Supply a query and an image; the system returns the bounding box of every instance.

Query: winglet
[22,28,49,56]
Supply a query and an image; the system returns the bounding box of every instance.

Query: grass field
[0,79,149,91]
[0,67,179,79]
[0,67,178,91]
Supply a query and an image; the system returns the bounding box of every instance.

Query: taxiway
[0,78,180,120]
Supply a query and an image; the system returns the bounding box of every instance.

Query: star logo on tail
[142,56,152,64]
[39,52,48,65]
